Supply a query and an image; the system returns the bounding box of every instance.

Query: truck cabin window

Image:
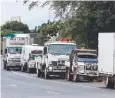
[29,50,43,60]
[29,54,42,60]
[77,54,97,63]
[7,47,22,54]
[48,44,76,55]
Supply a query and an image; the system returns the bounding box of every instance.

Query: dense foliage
[1,21,29,35]
[23,1,115,48]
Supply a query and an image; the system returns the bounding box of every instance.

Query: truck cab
[21,45,43,73]
[65,49,98,82]
[3,46,22,70]
[3,34,30,70]
[36,41,76,79]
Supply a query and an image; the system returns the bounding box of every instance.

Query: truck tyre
[37,69,41,77]
[21,65,25,72]
[27,67,31,73]
[18,67,21,71]
[44,68,50,79]
[3,61,6,69]
[66,68,72,81]
[104,76,114,88]
[6,66,10,71]
[73,68,79,82]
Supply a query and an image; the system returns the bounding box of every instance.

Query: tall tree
[23,1,115,49]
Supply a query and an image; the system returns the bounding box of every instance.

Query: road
[1,56,115,98]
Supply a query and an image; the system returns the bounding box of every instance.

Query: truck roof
[73,49,97,55]
[22,45,43,50]
[74,49,97,52]
[44,41,76,46]
[77,53,97,56]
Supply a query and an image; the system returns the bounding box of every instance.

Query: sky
[0,0,57,29]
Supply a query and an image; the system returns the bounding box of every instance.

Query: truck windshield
[29,54,42,60]
[77,55,97,62]
[48,44,76,55]
[8,47,22,54]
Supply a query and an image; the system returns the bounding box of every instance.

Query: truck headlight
[48,66,53,71]
[49,61,52,65]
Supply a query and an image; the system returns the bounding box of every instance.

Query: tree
[47,1,115,49]
[1,21,29,34]
[23,1,115,49]
[36,21,61,45]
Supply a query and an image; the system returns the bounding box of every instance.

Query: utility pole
[48,8,51,24]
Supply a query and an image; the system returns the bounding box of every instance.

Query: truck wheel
[37,69,41,77]
[21,65,25,72]
[104,76,114,88]
[6,66,10,71]
[44,69,50,79]
[27,67,31,73]
[60,75,65,79]
[18,67,21,71]
[3,61,6,69]
[73,68,79,82]
[66,68,72,81]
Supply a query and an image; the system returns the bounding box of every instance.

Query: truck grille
[85,65,98,71]
[52,61,66,66]
[14,58,20,62]
[92,65,98,71]
[58,60,65,66]
[52,61,57,66]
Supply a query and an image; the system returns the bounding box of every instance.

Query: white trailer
[98,33,115,88]
[20,45,43,73]
[2,34,31,70]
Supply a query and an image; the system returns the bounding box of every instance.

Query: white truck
[98,33,115,88]
[36,41,76,79]
[2,34,30,70]
[20,45,43,73]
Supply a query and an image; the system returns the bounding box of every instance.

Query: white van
[20,45,43,73]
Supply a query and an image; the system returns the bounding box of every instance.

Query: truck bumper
[7,61,21,68]
[78,73,98,77]
[48,70,66,76]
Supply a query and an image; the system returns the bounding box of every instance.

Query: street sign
[2,32,24,38]
[3,33,15,38]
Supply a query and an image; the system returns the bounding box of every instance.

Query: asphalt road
[1,56,115,98]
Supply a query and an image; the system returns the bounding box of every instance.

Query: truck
[36,41,76,79]
[2,34,31,70]
[20,45,43,73]
[98,33,115,88]
[65,49,98,82]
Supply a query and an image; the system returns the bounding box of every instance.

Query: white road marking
[46,91,60,95]
[10,70,115,92]
[11,69,97,89]
[9,84,18,87]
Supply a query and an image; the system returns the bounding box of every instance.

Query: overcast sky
[0,0,56,29]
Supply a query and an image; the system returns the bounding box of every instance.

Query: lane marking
[9,84,18,87]
[46,91,60,95]
[11,70,115,92]
[11,70,97,89]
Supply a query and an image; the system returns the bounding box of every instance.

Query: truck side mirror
[44,47,47,54]
[5,49,7,54]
